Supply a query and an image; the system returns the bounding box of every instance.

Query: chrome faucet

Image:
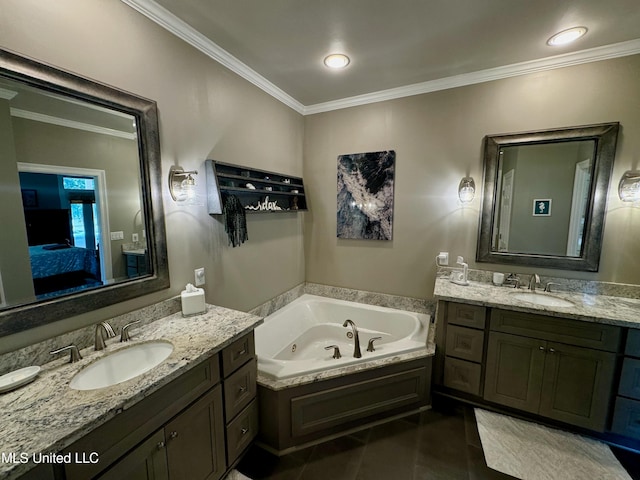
[95,321,116,350]
[528,274,541,292]
[342,319,362,358]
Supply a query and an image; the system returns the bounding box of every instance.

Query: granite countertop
[0,304,263,479]
[434,277,640,328]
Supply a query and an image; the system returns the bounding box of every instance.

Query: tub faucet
[95,321,116,350]
[342,319,362,358]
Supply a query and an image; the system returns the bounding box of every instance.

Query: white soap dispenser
[450,256,469,286]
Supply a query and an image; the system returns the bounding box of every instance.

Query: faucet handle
[324,345,342,359]
[120,320,141,342]
[544,282,559,293]
[51,345,82,363]
[367,337,383,352]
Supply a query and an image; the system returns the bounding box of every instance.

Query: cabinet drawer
[226,399,258,466]
[611,397,640,440]
[448,302,486,329]
[444,357,481,396]
[445,325,484,363]
[222,332,255,377]
[490,309,621,352]
[619,357,640,400]
[626,329,640,357]
[224,358,257,421]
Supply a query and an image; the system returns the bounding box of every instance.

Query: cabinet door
[165,385,226,480]
[484,332,545,413]
[97,430,169,480]
[539,342,616,432]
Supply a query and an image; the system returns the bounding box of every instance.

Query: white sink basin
[512,292,575,308]
[69,341,173,391]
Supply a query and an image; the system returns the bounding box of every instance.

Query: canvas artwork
[337,150,395,240]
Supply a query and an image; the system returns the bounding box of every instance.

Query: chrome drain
[291,344,297,352]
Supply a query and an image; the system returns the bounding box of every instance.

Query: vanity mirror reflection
[477,123,619,271]
[0,48,169,336]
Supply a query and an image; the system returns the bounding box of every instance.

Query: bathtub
[255,294,430,380]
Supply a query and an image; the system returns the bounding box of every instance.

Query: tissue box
[181,287,206,316]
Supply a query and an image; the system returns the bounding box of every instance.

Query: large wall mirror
[0,48,169,336]
[477,122,619,271]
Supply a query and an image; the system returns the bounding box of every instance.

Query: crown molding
[303,38,640,115]
[0,86,18,100]
[121,0,305,114]
[11,108,137,140]
[120,1,640,116]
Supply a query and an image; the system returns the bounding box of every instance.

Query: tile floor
[237,400,640,480]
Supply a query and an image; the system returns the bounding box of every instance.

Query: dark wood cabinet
[484,332,544,414]
[63,332,257,480]
[484,331,616,431]
[97,431,169,480]
[436,301,487,396]
[436,300,623,434]
[165,386,226,480]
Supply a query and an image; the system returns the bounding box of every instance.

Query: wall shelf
[205,160,307,214]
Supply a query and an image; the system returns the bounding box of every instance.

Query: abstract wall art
[337,150,395,240]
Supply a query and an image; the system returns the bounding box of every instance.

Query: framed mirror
[0,48,169,336]
[476,122,619,271]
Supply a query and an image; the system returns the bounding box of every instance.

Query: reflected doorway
[17,163,112,298]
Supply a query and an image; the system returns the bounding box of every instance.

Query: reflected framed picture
[21,189,38,208]
[532,198,552,216]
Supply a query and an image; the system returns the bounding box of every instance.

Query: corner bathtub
[255,294,430,380]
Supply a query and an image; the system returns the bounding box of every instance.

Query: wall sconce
[169,166,198,204]
[619,171,640,203]
[458,177,475,203]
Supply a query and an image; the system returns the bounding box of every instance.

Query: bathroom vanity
[433,277,640,447]
[1,306,262,480]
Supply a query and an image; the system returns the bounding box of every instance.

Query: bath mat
[474,408,632,480]
[226,470,252,480]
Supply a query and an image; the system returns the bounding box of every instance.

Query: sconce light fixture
[618,170,640,203]
[458,177,475,203]
[169,166,198,203]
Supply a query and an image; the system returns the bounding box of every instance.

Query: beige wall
[0,0,304,352]
[1,1,639,352]
[304,55,640,299]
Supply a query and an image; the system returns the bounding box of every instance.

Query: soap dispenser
[450,256,469,286]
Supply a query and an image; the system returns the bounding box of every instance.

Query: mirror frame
[476,122,619,272]
[0,48,169,336]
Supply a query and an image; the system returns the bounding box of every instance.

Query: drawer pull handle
[238,385,247,393]
[157,441,165,450]
[548,348,556,354]
[239,349,247,355]
[539,346,546,351]
[169,431,179,439]
[241,428,249,435]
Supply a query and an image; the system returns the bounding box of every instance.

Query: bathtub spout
[342,319,362,358]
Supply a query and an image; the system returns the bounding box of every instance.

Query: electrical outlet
[436,251,449,266]
[110,231,124,241]
[194,267,205,286]
[132,233,139,242]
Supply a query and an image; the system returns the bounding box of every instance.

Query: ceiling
[123,0,640,114]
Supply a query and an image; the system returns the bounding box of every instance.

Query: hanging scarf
[222,193,248,247]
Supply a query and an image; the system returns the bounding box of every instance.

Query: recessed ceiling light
[323,53,350,69]
[547,27,588,46]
